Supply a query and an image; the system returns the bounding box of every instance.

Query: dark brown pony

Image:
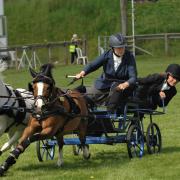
[0,64,90,176]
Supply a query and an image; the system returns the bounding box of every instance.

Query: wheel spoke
[146,123,161,154]
[127,125,144,158]
[130,143,143,157]
[41,148,46,158]
[37,139,55,161]
[134,142,143,151]
[48,148,54,159]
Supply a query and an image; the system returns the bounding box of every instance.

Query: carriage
[35,77,165,162]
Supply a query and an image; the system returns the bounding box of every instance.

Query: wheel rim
[36,140,55,161]
[146,123,161,154]
[127,125,144,158]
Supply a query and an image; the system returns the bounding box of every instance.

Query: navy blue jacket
[84,49,137,90]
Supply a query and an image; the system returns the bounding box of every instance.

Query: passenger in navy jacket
[76,33,137,112]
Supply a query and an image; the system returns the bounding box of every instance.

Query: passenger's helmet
[109,33,126,48]
[166,64,180,81]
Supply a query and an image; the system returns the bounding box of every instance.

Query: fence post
[164,33,169,55]
[65,42,68,65]
[84,37,87,56]
[15,48,18,70]
[48,45,51,63]
[98,36,101,56]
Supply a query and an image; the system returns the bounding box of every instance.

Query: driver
[75,33,137,113]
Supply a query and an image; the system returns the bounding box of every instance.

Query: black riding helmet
[109,33,126,48]
[166,64,180,81]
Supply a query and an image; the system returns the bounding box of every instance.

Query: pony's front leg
[0,120,39,176]
[78,119,91,160]
[0,131,21,155]
[55,134,64,167]
[79,137,90,160]
[0,118,8,155]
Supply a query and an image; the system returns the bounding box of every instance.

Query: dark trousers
[107,86,134,113]
[71,52,77,64]
[86,85,109,104]
[86,84,134,112]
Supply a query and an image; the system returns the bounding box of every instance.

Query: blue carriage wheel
[126,124,144,158]
[146,123,162,154]
[36,139,55,162]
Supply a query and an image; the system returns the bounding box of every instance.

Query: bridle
[32,74,56,110]
[34,95,49,107]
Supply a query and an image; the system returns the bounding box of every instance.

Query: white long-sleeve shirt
[113,53,122,71]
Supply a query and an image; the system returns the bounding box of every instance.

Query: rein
[31,74,93,120]
[0,95,33,99]
[0,88,33,133]
[32,87,92,120]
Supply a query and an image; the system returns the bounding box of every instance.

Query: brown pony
[0,64,90,176]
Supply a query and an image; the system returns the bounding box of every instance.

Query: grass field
[5,0,180,58]
[0,55,180,180]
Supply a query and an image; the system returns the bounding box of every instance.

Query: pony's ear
[43,65,50,76]
[29,67,37,78]
[41,63,54,76]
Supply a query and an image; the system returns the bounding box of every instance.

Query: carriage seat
[125,93,158,115]
[86,111,118,137]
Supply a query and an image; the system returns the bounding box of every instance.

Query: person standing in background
[69,34,79,64]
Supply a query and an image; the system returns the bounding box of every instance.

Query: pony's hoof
[83,153,91,160]
[72,145,80,156]
[0,167,5,176]
[57,161,64,167]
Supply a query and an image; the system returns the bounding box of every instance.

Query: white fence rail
[98,33,180,56]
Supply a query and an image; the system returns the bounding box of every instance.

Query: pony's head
[29,64,55,113]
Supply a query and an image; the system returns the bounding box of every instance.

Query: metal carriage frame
[36,97,165,162]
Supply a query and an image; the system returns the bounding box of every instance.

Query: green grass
[2,0,180,178]
[4,0,180,58]
[0,55,180,179]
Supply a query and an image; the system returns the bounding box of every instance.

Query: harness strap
[32,106,71,121]
[64,93,80,114]
[0,107,14,117]
[4,85,16,107]
[13,90,27,124]
[4,90,27,132]
[0,85,15,117]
